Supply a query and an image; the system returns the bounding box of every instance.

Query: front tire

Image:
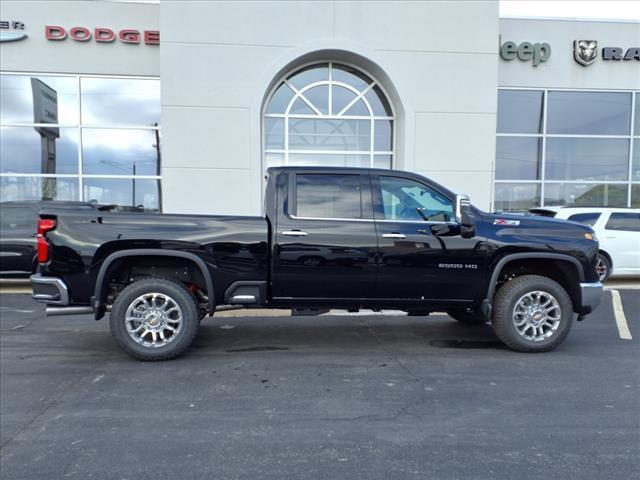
[491,275,573,353]
[110,278,200,361]
[595,253,611,282]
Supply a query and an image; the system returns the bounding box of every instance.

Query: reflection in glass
[296,174,362,219]
[81,77,160,126]
[303,85,329,115]
[544,183,628,207]
[633,138,640,181]
[0,126,79,174]
[545,138,629,181]
[497,89,543,134]
[83,178,160,210]
[288,153,370,168]
[265,83,294,114]
[374,154,392,169]
[495,137,541,180]
[374,120,392,151]
[494,183,540,212]
[635,93,640,136]
[289,119,370,151]
[264,118,284,150]
[547,91,631,135]
[0,176,79,202]
[632,185,640,208]
[332,65,370,92]
[287,65,328,90]
[0,74,79,124]
[82,128,160,176]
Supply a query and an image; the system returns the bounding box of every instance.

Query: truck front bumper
[579,281,604,314]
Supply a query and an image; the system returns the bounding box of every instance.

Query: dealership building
[1,0,639,216]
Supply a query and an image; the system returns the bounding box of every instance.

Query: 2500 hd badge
[438,263,479,269]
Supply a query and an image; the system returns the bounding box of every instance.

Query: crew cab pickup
[31,167,603,360]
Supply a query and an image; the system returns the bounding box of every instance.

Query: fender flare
[93,249,215,319]
[481,252,585,317]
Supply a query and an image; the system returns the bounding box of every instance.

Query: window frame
[262,61,396,173]
[0,71,162,210]
[495,87,639,210]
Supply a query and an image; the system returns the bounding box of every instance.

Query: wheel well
[100,255,210,309]
[598,249,612,267]
[495,259,580,312]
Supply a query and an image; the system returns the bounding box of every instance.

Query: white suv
[529,207,640,281]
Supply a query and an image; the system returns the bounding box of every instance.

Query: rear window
[567,212,601,227]
[295,174,362,219]
[605,212,640,232]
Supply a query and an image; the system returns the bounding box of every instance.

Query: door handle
[382,233,406,239]
[282,230,308,237]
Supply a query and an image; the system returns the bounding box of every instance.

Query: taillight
[37,218,56,263]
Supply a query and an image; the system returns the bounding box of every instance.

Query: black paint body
[37,168,600,314]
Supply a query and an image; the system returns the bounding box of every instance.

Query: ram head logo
[574,40,598,66]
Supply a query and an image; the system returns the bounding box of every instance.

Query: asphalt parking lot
[0,292,638,480]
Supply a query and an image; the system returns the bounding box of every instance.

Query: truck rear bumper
[579,282,603,314]
[30,274,70,305]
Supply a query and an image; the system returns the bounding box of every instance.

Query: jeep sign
[500,41,551,67]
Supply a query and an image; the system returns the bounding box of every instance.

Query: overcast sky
[500,1,640,21]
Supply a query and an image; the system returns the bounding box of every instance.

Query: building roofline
[500,15,640,25]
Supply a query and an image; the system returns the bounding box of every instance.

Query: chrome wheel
[125,293,183,348]
[595,257,608,281]
[512,290,561,342]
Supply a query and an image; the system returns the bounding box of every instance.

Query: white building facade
[1,1,638,216]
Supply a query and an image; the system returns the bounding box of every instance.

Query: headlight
[585,232,596,241]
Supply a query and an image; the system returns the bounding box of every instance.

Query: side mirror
[455,194,476,239]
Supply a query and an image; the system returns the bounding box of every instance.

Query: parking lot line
[610,290,632,340]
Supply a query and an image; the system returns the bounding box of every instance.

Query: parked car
[529,207,640,281]
[0,201,97,278]
[31,167,603,360]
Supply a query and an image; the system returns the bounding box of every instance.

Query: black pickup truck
[31,167,603,360]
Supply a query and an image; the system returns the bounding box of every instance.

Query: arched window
[264,62,394,170]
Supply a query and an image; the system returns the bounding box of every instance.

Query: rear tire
[110,278,200,361]
[447,309,487,325]
[595,253,611,282]
[491,275,573,353]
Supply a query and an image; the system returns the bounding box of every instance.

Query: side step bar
[46,304,245,316]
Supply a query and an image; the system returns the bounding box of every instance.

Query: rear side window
[605,212,640,232]
[295,174,362,219]
[567,212,601,226]
[0,206,36,231]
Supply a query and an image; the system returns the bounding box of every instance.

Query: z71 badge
[494,219,520,226]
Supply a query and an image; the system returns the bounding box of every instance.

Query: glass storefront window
[545,138,629,181]
[495,137,541,180]
[1,126,79,174]
[82,128,160,176]
[497,89,543,134]
[83,178,160,211]
[494,183,541,212]
[1,176,79,202]
[547,91,632,135]
[495,89,638,210]
[1,73,161,210]
[0,74,79,124]
[544,183,628,208]
[80,77,161,126]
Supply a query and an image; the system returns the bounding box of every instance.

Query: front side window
[378,176,453,222]
[295,174,362,219]
[264,62,394,170]
[567,212,601,226]
[605,212,640,232]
